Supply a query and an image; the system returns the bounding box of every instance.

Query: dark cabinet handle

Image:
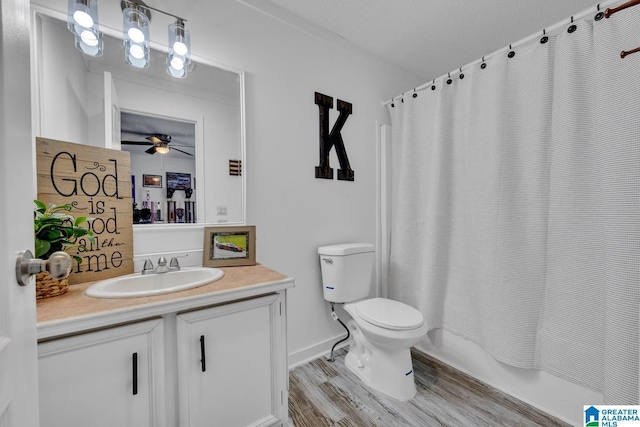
[132,352,138,395]
[200,335,206,372]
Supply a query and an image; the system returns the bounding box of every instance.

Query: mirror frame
[30,5,247,228]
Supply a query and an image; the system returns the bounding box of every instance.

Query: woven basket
[35,271,69,299]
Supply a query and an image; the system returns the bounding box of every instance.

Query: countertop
[37,264,294,340]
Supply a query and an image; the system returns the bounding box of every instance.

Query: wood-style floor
[288,348,570,427]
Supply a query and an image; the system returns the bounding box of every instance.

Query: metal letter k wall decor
[314,92,354,181]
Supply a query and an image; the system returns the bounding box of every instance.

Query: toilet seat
[354,298,424,331]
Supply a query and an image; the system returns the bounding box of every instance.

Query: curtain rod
[605,0,640,17]
[382,0,620,107]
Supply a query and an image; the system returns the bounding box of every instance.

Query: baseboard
[288,333,349,369]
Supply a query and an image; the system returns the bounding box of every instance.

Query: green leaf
[35,239,51,259]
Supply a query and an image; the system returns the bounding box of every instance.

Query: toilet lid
[354,298,424,330]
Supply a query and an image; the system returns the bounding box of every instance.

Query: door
[176,295,286,427]
[0,0,40,426]
[38,319,165,427]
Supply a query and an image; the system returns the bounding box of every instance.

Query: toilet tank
[318,243,375,303]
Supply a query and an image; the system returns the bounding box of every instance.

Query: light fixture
[68,0,192,78]
[122,4,150,68]
[67,0,103,57]
[155,143,170,154]
[167,20,191,78]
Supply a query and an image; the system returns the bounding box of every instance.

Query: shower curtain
[387,8,640,403]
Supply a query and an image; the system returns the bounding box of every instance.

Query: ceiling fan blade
[146,134,172,144]
[121,140,154,145]
[170,147,194,156]
[145,146,157,155]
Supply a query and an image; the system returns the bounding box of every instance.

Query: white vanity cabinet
[37,318,165,427]
[36,265,293,426]
[176,293,288,427]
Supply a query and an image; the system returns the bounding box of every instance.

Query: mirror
[33,12,244,225]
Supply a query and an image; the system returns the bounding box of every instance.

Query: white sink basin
[85,267,225,299]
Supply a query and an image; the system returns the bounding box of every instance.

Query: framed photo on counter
[203,226,256,267]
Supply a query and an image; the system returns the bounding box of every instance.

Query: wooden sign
[36,137,134,284]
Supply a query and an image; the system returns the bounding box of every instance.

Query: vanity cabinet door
[176,293,288,427]
[38,318,165,427]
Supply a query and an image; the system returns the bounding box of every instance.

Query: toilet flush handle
[322,258,333,264]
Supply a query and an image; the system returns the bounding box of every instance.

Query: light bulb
[80,29,98,46]
[173,41,188,56]
[129,44,145,59]
[128,27,145,43]
[73,10,93,28]
[170,56,185,70]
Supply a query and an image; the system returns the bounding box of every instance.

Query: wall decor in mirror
[33,10,245,226]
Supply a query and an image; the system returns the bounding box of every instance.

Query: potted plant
[34,199,94,299]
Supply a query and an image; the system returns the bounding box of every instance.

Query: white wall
[37,13,88,145]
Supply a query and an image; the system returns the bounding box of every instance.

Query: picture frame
[142,174,162,188]
[203,226,256,267]
[166,172,191,190]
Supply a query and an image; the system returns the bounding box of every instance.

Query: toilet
[318,243,427,401]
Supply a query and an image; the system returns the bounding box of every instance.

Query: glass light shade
[123,7,150,69]
[68,0,99,38]
[74,28,103,57]
[167,21,191,78]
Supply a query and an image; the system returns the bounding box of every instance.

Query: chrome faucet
[154,257,171,273]
[140,255,186,275]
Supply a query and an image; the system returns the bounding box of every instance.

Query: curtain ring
[540,29,549,44]
[459,67,465,79]
[412,88,417,98]
[431,79,436,90]
[595,4,604,20]
[508,45,516,58]
[447,72,452,85]
[481,56,487,69]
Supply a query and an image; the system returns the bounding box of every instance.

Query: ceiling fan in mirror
[121,133,193,156]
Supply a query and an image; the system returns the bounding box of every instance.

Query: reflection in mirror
[34,12,244,224]
[121,112,196,224]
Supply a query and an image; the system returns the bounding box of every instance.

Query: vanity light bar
[67,0,191,78]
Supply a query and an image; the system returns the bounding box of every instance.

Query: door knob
[15,250,72,286]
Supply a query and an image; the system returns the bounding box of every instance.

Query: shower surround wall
[387,4,639,424]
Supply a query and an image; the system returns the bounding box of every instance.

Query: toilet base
[344,327,417,401]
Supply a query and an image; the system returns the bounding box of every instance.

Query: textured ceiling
[262,0,606,81]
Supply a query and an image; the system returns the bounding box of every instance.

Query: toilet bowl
[343,298,427,401]
[318,243,428,401]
